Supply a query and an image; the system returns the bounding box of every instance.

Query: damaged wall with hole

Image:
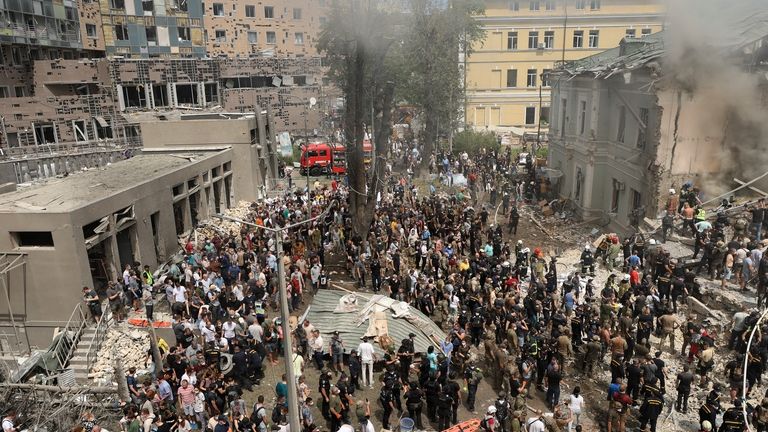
[549,33,768,234]
[202,0,328,58]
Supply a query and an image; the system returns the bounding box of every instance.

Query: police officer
[638,390,664,432]
[404,381,425,429]
[384,364,403,413]
[465,362,484,412]
[380,381,396,430]
[443,378,461,424]
[470,309,485,347]
[720,400,746,432]
[424,372,440,422]
[437,383,454,431]
[319,369,332,420]
[581,246,595,276]
[494,391,510,432]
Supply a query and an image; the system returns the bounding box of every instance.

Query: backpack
[251,405,266,427]
[271,405,283,423]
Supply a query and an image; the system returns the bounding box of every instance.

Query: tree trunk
[346,40,368,240]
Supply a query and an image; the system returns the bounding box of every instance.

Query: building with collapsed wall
[547,29,768,232]
[0,56,327,184]
[0,111,278,350]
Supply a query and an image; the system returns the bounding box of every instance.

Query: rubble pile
[186,200,253,243]
[89,328,150,381]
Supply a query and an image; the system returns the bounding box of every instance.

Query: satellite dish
[309,97,317,107]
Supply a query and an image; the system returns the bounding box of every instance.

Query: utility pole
[213,203,335,432]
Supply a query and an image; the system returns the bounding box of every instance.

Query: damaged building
[547,29,768,232]
[0,110,278,349]
[0,56,327,183]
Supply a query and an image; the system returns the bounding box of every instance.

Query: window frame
[266,31,276,44]
[528,31,539,49]
[543,30,554,49]
[525,106,536,125]
[248,31,258,44]
[588,30,599,48]
[507,31,518,50]
[212,3,224,16]
[526,69,537,87]
[264,5,274,18]
[506,69,517,88]
[245,4,255,17]
[573,30,583,48]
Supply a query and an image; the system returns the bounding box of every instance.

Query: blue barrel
[400,417,415,432]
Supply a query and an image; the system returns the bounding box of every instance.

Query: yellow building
[465,0,665,131]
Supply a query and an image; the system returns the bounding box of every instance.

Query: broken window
[12,232,54,248]
[560,98,567,138]
[146,26,157,44]
[266,31,276,44]
[508,1,519,10]
[142,0,153,12]
[213,3,224,16]
[115,205,136,230]
[34,122,56,144]
[544,31,554,49]
[641,28,652,37]
[6,132,18,148]
[574,167,583,202]
[264,5,274,18]
[204,83,219,104]
[506,69,517,87]
[617,105,626,143]
[588,30,599,48]
[625,29,636,39]
[0,87,8,98]
[293,7,302,19]
[529,1,540,11]
[294,75,307,86]
[110,0,125,9]
[122,85,147,108]
[173,201,186,235]
[248,31,258,44]
[177,26,190,41]
[295,32,304,45]
[525,107,536,125]
[590,0,600,10]
[73,119,88,142]
[245,4,255,17]
[176,83,199,105]
[173,0,188,11]
[86,24,97,38]
[637,107,649,149]
[507,32,517,50]
[153,84,169,107]
[14,86,25,97]
[575,0,586,9]
[94,117,113,139]
[528,31,538,49]
[579,100,587,135]
[114,24,129,41]
[542,69,551,87]
[215,29,226,42]
[526,69,537,87]
[545,1,554,10]
[573,30,583,48]
[540,106,550,124]
[611,179,622,213]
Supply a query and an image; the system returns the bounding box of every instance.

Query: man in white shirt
[1,410,17,432]
[248,321,264,343]
[357,336,376,388]
[310,329,325,369]
[525,411,546,432]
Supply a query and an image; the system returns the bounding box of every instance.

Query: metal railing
[50,303,88,372]
[0,22,81,44]
[84,304,112,375]
[0,137,143,160]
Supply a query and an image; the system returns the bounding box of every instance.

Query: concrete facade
[465,0,664,131]
[0,134,270,348]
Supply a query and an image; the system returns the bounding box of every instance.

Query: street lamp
[213,201,335,431]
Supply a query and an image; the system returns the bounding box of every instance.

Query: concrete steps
[69,326,98,383]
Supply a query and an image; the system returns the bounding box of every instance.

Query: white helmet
[584,246,590,251]
[649,239,656,245]
[669,188,676,194]
[701,420,712,431]
[517,240,523,245]
[623,274,630,281]
[487,406,497,414]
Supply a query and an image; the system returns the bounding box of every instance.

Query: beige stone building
[465,0,665,132]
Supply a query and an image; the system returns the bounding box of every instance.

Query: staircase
[68,307,112,384]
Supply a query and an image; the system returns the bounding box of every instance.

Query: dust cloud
[664,0,768,196]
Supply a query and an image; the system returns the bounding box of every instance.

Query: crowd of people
[59,143,768,432]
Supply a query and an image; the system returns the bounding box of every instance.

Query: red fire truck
[300,140,372,176]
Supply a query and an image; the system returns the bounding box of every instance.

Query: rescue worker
[580,246,595,276]
[720,400,746,432]
[494,392,510,432]
[638,390,664,432]
[464,362,484,412]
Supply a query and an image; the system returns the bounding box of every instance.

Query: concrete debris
[89,327,149,381]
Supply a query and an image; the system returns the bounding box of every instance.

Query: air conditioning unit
[538,42,545,49]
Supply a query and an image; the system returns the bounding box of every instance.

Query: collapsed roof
[303,289,447,356]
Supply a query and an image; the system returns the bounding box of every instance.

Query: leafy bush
[451,129,501,154]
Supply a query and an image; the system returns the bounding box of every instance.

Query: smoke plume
[664,0,768,196]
